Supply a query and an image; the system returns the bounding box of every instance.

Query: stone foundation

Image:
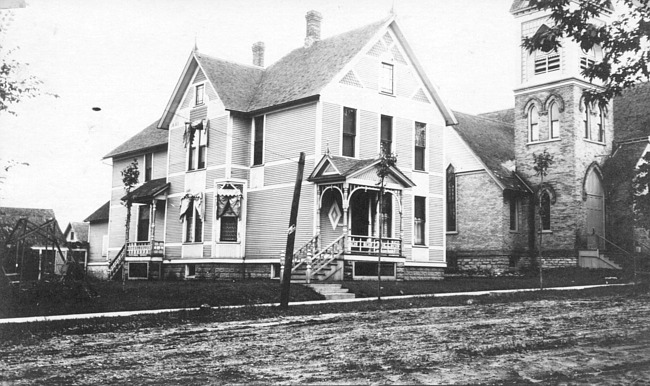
[162,263,273,280]
[448,249,578,274]
[402,265,444,280]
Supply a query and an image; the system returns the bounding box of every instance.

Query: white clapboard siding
[231,116,251,167]
[359,109,378,159]
[395,117,412,170]
[152,150,168,179]
[264,103,317,164]
[207,115,228,166]
[322,102,340,156]
[355,55,378,90]
[168,127,186,175]
[429,196,444,247]
[430,124,444,172]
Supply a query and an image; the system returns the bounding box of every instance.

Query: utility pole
[280,152,306,309]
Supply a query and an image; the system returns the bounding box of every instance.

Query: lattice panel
[367,40,387,57]
[339,70,364,88]
[412,88,430,104]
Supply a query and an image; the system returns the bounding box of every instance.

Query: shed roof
[122,178,170,203]
[84,201,110,223]
[104,120,168,159]
[452,111,529,192]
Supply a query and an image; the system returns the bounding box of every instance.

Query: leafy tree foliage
[522,0,650,106]
[633,152,650,232]
[0,10,44,116]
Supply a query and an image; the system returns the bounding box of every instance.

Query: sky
[0,0,518,227]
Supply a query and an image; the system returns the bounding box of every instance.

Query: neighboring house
[63,221,90,270]
[0,207,67,280]
[102,11,456,281]
[83,201,110,279]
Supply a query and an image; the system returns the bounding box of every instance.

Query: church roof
[510,1,614,15]
[452,110,529,192]
[104,120,168,159]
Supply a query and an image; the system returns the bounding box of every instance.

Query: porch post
[343,185,350,253]
[150,199,156,259]
[399,190,404,257]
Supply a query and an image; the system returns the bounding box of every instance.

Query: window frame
[509,197,519,232]
[195,83,205,106]
[219,215,238,242]
[446,165,457,233]
[380,115,393,154]
[136,204,150,242]
[583,103,590,139]
[144,153,153,182]
[253,115,265,166]
[414,196,427,246]
[342,107,357,158]
[414,122,427,171]
[183,200,203,244]
[185,264,196,278]
[540,191,551,231]
[528,105,539,142]
[380,62,394,95]
[187,126,207,171]
[549,102,560,139]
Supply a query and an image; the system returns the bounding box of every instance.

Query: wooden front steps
[578,250,622,270]
[306,283,356,300]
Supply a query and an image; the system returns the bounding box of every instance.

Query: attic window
[380,63,394,94]
[195,84,205,106]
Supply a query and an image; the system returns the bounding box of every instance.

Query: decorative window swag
[183,119,209,149]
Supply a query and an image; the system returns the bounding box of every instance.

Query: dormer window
[380,62,394,94]
[195,84,205,106]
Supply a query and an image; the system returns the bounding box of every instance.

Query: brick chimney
[304,10,322,48]
[252,41,265,67]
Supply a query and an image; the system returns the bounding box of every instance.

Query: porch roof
[308,154,415,188]
[122,178,170,204]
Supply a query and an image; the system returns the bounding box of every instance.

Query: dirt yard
[2,291,650,385]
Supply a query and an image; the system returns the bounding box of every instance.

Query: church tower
[510,1,614,263]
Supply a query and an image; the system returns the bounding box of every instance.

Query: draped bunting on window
[217,184,242,219]
[183,119,209,148]
[179,192,204,222]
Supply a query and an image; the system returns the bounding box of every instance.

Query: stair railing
[592,232,636,283]
[310,234,346,278]
[291,234,319,272]
[107,244,126,280]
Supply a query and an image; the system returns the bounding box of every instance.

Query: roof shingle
[104,120,168,159]
[84,201,110,223]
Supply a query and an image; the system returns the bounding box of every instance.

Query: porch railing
[348,235,401,256]
[126,240,164,257]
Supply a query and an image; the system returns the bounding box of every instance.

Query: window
[528,105,539,142]
[379,193,392,238]
[253,116,264,165]
[144,153,153,182]
[342,107,357,157]
[534,51,560,74]
[540,191,551,231]
[580,45,601,71]
[446,165,456,232]
[414,196,426,245]
[593,105,604,142]
[137,205,150,241]
[380,115,392,154]
[184,200,203,243]
[509,198,519,231]
[185,264,196,278]
[341,107,357,157]
[583,103,590,139]
[69,231,75,241]
[188,125,207,171]
[128,262,148,279]
[549,102,560,139]
[414,122,426,171]
[220,216,238,242]
[195,84,204,106]
[380,62,394,94]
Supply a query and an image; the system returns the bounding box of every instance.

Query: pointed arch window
[446,165,456,232]
[593,105,604,143]
[549,102,560,139]
[583,102,590,139]
[528,105,539,142]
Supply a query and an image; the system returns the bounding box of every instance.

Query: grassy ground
[343,267,625,297]
[0,267,629,320]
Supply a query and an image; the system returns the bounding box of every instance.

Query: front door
[350,191,371,236]
[585,169,605,237]
[137,205,150,242]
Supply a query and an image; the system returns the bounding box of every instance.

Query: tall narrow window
[220,216,238,242]
[549,102,560,139]
[144,153,153,182]
[342,107,356,157]
[184,200,203,243]
[188,126,207,171]
[509,198,519,231]
[195,84,204,106]
[380,63,394,94]
[137,205,150,241]
[414,122,426,171]
[583,103,590,139]
[528,105,539,142]
[540,191,551,231]
[414,196,426,245]
[594,105,604,142]
[446,165,456,232]
[380,115,392,154]
[380,193,392,238]
[253,116,264,165]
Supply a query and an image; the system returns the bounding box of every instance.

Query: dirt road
[2,292,650,384]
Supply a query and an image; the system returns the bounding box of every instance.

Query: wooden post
[280,152,306,309]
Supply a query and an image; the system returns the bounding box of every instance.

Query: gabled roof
[452,110,529,193]
[308,154,415,188]
[0,207,65,246]
[104,120,168,159]
[122,178,170,203]
[159,15,456,127]
[613,82,650,143]
[64,222,89,243]
[84,201,110,223]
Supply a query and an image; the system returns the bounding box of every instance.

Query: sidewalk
[0,283,631,325]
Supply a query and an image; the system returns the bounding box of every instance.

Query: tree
[121,159,139,285]
[0,9,45,116]
[532,150,554,290]
[633,151,650,231]
[522,0,650,106]
[376,145,397,300]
